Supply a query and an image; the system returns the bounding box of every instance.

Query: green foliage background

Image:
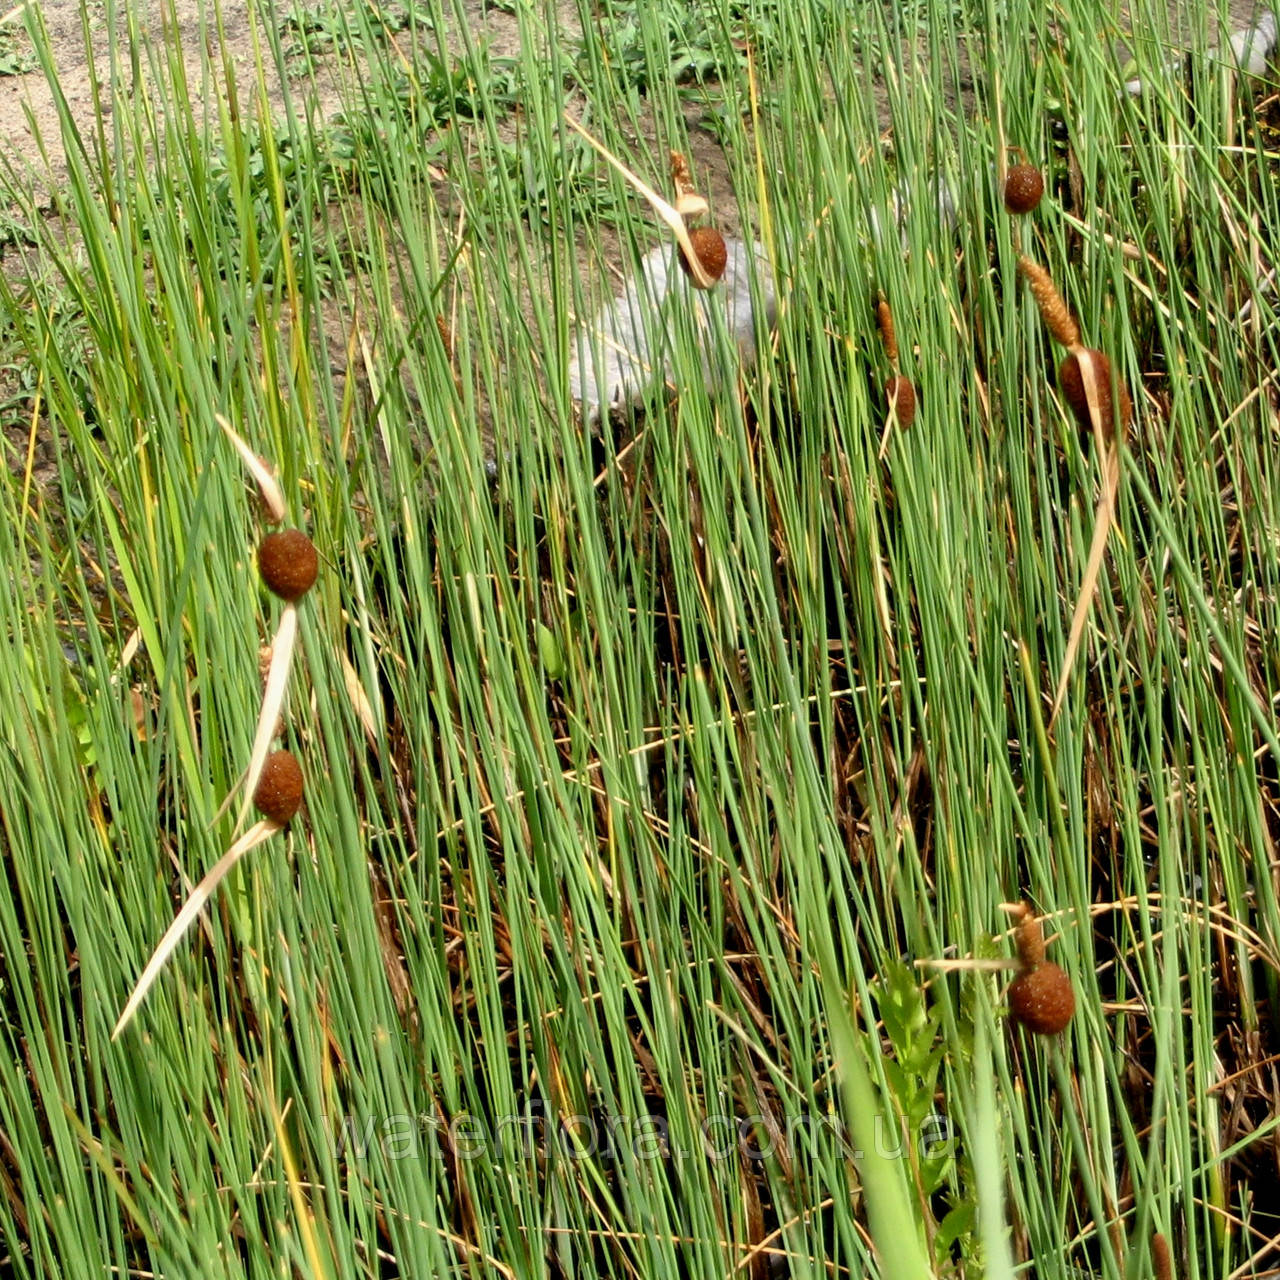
[1,0,1278,1275]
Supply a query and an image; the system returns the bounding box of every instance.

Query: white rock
[568,237,775,424]
[1125,8,1277,93]
[1229,9,1278,76]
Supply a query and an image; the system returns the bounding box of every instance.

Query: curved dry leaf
[217,414,287,524]
[112,818,281,1038]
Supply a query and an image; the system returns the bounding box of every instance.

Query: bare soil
[2,1,1269,182]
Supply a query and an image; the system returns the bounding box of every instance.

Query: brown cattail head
[678,226,728,288]
[1152,1234,1173,1280]
[877,299,899,366]
[259,529,318,602]
[1012,904,1047,968]
[1003,902,1074,1035]
[435,314,454,361]
[1017,256,1080,348]
[885,375,917,428]
[1008,962,1075,1035]
[1004,164,1045,215]
[254,749,304,825]
[436,313,465,395]
[1059,349,1133,440]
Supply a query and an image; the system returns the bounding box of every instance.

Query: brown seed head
[1008,961,1075,1035]
[258,529,318,601]
[1004,164,1045,214]
[885,375,917,428]
[1017,256,1080,348]
[1059,349,1132,440]
[254,749,304,825]
[678,226,728,288]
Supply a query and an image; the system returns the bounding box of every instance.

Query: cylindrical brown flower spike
[1013,908,1047,967]
[259,529,318,601]
[1005,902,1075,1036]
[1152,1234,1173,1280]
[254,749,304,825]
[678,226,728,289]
[1016,256,1080,349]
[877,299,899,367]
